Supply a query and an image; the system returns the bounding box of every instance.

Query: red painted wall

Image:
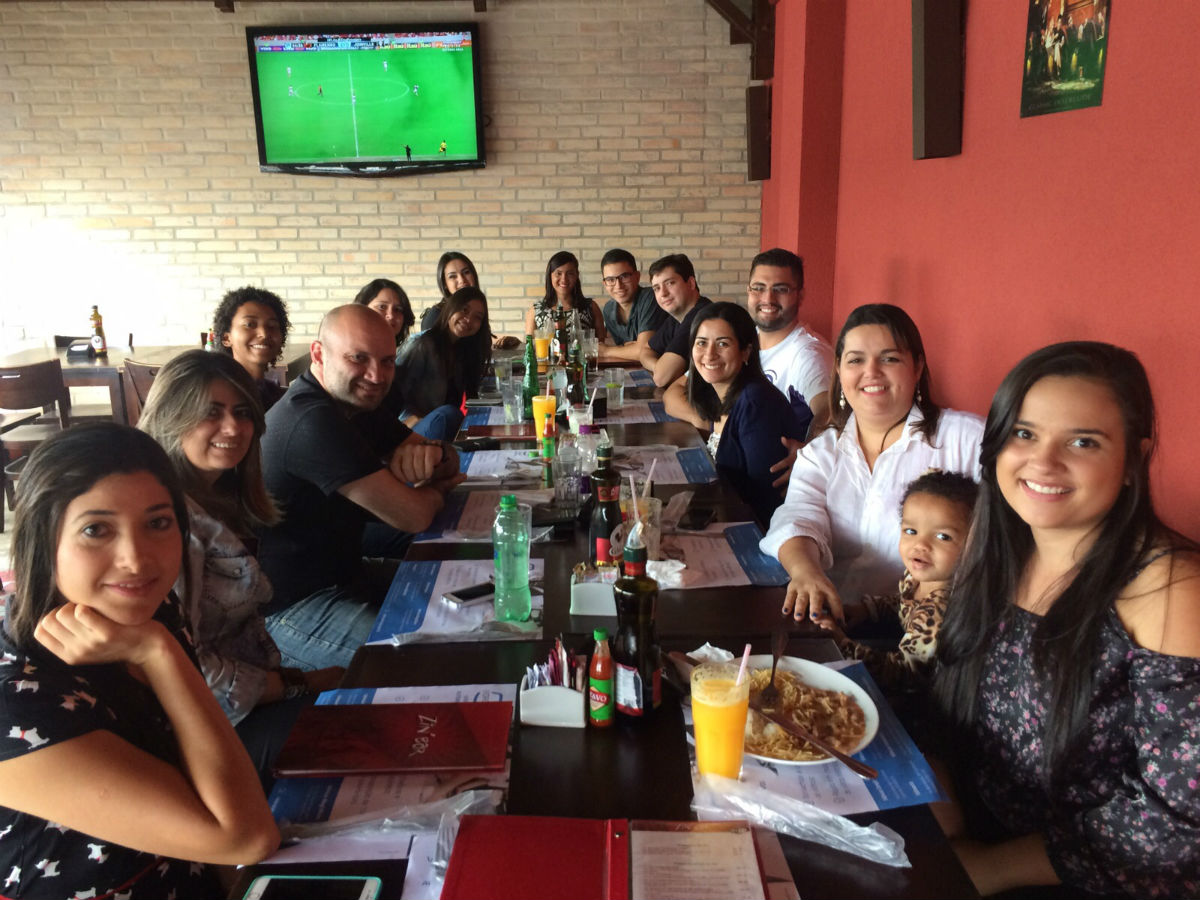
[766,1,1200,534]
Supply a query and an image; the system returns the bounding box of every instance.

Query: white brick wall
[0,0,761,351]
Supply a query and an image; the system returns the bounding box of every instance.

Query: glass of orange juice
[531,394,557,430]
[534,334,551,374]
[691,662,750,779]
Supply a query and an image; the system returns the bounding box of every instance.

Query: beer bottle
[521,336,539,420]
[613,535,660,721]
[565,339,586,405]
[89,305,108,356]
[588,442,622,564]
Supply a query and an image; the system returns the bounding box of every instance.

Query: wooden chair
[120,359,161,428]
[0,359,71,532]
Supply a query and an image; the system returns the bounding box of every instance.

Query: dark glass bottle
[521,336,539,420]
[613,540,660,721]
[565,340,586,405]
[588,442,622,564]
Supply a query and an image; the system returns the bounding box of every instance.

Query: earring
[838,390,846,411]
[916,386,923,404]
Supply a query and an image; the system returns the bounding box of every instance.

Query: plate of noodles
[741,656,879,765]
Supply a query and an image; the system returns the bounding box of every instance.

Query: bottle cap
[593,627,608,641]
[499,494,517,509]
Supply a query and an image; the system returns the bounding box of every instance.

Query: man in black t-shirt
[259,304,462,670]
[639,253,712,387]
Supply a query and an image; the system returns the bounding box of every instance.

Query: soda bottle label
[615,662,643,716]
[596,484,619,503]
[595,537,612,563]
[588,678,614,722]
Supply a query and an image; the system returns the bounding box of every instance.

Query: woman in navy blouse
[684,302,809,525]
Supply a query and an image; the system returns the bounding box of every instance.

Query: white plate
[741,655,879,766]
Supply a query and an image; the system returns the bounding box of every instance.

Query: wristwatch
[279,666,309,700]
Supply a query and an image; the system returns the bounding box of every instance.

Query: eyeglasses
[748,283,798,297]
[602,272,635,286]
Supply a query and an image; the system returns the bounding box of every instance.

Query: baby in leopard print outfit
[815,470,977,693]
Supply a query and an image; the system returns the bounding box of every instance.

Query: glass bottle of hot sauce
[588,628,614,728]
[588,442,621,565]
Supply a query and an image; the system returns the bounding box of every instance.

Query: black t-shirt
[259,372,412,611]
[647,296,712,358]
[0,601,218,899]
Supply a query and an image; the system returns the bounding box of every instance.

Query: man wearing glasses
[597,249,667,363]
[747,248,833,431]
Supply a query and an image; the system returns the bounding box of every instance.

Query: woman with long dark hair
[760,303,983,622]
[523,250,607,341]
[931,342,1200,897]
[355,277,415,346]
[0,424,278,898]
[684,302,808,524]
[395,286,491,441]
[421,251,478,332]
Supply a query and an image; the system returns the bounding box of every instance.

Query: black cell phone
[442,581,495,607]
[678,505,717,530]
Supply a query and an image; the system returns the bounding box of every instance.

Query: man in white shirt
[747,248,834,432]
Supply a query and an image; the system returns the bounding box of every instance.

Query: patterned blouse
[837,571,948,693]
[531,298,599,335]
[971,603,1200,897]
[0,600,219,899]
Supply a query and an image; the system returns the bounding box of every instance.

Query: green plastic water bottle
[492,494,532,622]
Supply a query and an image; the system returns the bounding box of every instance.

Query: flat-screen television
[245,23,485,177]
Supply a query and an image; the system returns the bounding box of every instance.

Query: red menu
[272,701,513,778]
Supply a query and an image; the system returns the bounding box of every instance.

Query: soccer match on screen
[251,30,479,165]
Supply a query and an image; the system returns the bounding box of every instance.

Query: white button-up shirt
[760,406,984,600]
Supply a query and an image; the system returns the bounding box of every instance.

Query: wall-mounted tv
[245,23,485,177]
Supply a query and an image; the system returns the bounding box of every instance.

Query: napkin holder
[518,674,586,728]
[569,580,616,616]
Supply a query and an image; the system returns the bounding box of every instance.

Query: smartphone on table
[441,581,495,608]
[243,874,382,900]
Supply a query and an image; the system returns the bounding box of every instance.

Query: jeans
[264,560,399,670]
[411,403,465,442]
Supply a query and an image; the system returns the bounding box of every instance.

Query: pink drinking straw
[735,642,752,685]
[628,473,642,526]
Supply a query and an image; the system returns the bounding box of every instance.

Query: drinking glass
[500,375,524,424]
[552,449,582,511]
[531,394,557,430]
[606,380,625,411]
[567,403,592,433]
[691,662,750,779]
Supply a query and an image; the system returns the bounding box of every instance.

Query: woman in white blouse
[760,304,983,623]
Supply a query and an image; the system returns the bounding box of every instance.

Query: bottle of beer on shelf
[613,529,661,721]
[89,305,108,356]
[588,628,615,728]
[521,336,539,420]
[540,412,556,488]
[589,441,622,564]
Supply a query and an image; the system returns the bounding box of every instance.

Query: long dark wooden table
[230,416,978,899]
